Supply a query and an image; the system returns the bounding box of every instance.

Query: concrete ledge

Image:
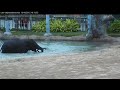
[0,34,118,43]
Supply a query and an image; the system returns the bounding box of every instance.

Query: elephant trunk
[37,47,47,52]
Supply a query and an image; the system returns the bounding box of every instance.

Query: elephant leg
[1,46,13,53]
[36,49,40,52]
[19,48,28,53]
[38,47,43,52]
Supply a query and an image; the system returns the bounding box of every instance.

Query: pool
[0,40,109,61]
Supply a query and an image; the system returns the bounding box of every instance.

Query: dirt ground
[0,37,120,79]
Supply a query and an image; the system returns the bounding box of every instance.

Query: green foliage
[0,27,5,32]
[64,19,80,32]
[107,20,120,33]
[50,19,64,32]
[32,19,80,32]
[32,20,46,32]
[11,28,29,31]
[11,31,86,37]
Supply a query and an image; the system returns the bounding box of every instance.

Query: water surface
[0,40,109,61]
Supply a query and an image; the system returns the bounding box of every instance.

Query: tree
[86,15,114,40]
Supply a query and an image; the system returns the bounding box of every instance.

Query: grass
[11,30,44,36]
[107,32,120,37]
[2,30,87,37]
[1,29,120,37]
[108,33,120,37]
[52,31,87,37]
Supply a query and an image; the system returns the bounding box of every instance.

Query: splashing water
[0,40,108,61]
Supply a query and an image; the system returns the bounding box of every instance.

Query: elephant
[0,39,46,53]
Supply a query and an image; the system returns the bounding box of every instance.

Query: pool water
[0,40,108,61]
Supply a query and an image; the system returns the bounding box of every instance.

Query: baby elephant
[1,39,46,53]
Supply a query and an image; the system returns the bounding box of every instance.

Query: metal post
[0,19,1,28]
[30,15,32,30]
[87,15,92,33]
[4,16,12,35]
[80,16,87,31]
[12,18,14,29]
[46,15,50,33]
[44,14,52,36]
[83,18,87,31]
[28,15,32,30]
[86,15,92,40]
[19,19,20,29]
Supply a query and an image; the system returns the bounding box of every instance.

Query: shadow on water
[0,40,110,61]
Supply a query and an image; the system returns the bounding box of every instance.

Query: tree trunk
[86,15,114,40]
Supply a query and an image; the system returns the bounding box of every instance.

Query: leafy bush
[32,19,80,32]
[107,20,120,33]
[50,19,65,32]
[0,27,5,32]
[32,20,46,32]
[64,19,80,32]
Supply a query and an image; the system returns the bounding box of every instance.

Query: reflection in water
[0,40,107,61]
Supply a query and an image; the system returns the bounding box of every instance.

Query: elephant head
[25,39,46,52]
